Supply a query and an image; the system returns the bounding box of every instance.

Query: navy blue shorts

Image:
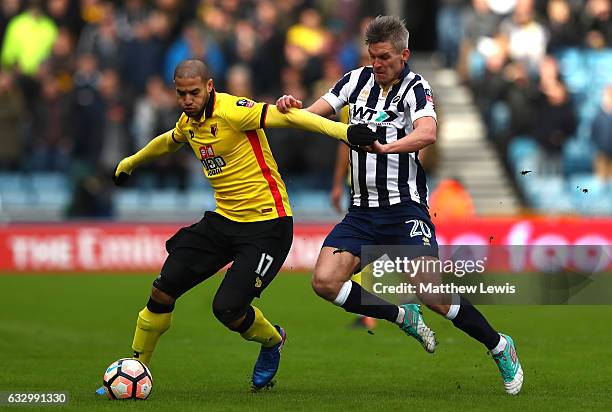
[322,202,438,262]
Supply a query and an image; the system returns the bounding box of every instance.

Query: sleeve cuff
[322,92,344,115]
[411,111,437,124]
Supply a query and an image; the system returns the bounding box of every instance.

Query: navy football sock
[337,281,399,323]
[451,296,500,350]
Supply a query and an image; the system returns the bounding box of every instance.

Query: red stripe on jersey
[246,131,287,217]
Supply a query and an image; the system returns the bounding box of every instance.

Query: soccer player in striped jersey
[277,16,523,395]
[98,59,378,393]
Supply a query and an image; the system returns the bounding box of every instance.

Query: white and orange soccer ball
[102,358,153,400]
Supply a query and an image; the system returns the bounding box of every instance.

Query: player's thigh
[313,246,361,286]
[154,248,230,299]
[154,214,232,299]
[220,217,293,300]
[376,212,439,261]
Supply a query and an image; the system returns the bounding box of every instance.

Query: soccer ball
[102,358,153,400]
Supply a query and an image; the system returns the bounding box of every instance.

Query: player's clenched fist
[347,124,378,146]
[113,157,135,186]
[276,94,303,114]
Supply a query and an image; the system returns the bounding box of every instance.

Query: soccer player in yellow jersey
[99,59,378,393]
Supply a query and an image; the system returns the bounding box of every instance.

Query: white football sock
[333,280,353,306]
[490,334,507,355]
[395,306,406,324]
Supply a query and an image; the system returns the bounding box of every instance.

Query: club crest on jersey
[199,145,226,176]
[236,98,255,108]
[210,123,218,136]
[391,95,401,104]
[425,89,434,104]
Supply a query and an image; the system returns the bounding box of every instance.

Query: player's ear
[207,79,214,93]
[402,49,410,64]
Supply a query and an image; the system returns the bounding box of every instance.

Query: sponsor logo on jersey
[236,98,255,108]
[199,145,226,176]
[352,106,398,125]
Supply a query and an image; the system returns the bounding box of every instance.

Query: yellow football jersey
[172,90,292,222]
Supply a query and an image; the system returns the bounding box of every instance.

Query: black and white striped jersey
[322,64,437,208]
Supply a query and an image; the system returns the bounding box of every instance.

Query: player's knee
[212,299,248,330]
[311,275,341,301]
[151,286,176,307]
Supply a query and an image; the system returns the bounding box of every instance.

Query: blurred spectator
[71,53,104,170]
[545,0,583,52]
[286,8,329,56]
[76,1,122,70]
[132,76,178,150]
[39,27,77,94]
[67,171,113,217]
[592,85,612,180]
[284,8,330,94]
[249,0,285,98]
[337,16,372,74]
[119,10,171,96]
[80,0,106,25]
[1,0,58,75]
[28,73,73,171]
[226,64,253,98]
[503,60,539,139]
[98,68,130,173]
[312,59,343,103]
[499,0,548,73]
[0,71,25,169]
[458,0,501,81]
[131,75,187,190]
[486,0,517,16]
[436,0,467,68]
[163,22,226,86]
[580,0,611,49]
[537,54,562,91]
[47,0,84,36]
[531,81,576,174]
[428,178,476,220]
[0,0,21,47]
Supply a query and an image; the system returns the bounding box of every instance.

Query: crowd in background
[438,0,611,180]
[0,0,386,216]
[0,0,610,218]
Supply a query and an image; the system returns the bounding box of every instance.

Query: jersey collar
[397,63,410,81]
[379,64,411,90]
[193,88,216,123]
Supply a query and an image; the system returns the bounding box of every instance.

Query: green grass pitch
[1,273,611,411]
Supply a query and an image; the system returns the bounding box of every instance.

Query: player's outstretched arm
[264,106,378,146]
[113,130,184,186]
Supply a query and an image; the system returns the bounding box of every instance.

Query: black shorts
[154,211,293,299]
